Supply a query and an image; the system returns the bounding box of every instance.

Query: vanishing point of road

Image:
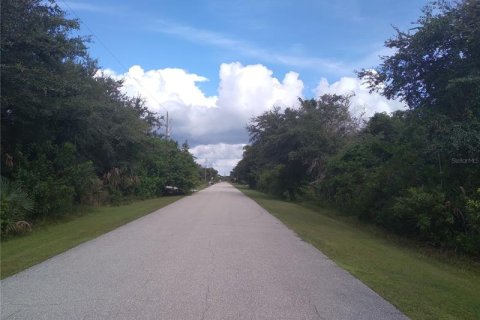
[1,183,407,320]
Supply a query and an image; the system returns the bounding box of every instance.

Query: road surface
[1,183,407,319]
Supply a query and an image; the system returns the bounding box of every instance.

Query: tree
[232,145,260,187]
[348,1,480,254]
[358,0,480,119]
[1,0,93,154]
[318,108,480,253]
[235,94,359,198]
[0,0,201,225]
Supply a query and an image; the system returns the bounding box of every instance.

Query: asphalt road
[1,183,407,320]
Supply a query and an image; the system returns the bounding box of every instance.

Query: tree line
[232,0,480,255]
[0,0,204,235]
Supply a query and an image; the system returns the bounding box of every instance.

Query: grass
[0,195,182,279]
[237,186,480,320]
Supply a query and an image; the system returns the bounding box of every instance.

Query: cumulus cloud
[101,65,217,109]
[99,63,303,173]
[216,62,303,126]
[315,77,406,118]
[189,143,246,175]
[100,63,303,146]
[99,65,405,174]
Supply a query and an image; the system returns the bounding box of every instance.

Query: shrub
[390,187,453,244]
[14,142,96,218]
[0,177,34,235]
[257,166,285,197]
[462,188,480,254]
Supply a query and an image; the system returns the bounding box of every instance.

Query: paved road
[1,183,407,320]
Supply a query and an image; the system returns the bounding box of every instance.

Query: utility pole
[204,159,208,182]
[165,111,169,139]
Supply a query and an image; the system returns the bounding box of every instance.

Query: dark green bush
[390,187,449,241]
[0,177,34,235]
[14,142,96,218]
[257,166,285,197]
[462,188,480,254]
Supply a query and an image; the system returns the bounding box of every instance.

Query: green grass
[237,186,480,320]
[0,196,182,279]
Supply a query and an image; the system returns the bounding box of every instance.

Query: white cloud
[190,143,246,175]
[101,65,217,110]
[100,63,303,146]
[315,77,406,118]
[216,62,303,124]
[99,65,405,174]
[99,63,303,173]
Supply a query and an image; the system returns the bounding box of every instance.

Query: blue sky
[61,0,427,174]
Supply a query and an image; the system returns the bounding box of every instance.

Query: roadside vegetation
[0,0,219,238]
[232,0,480,256]
[0,196,182,279]
[238,186,480,320]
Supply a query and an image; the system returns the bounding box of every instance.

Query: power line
[60,0,170,135]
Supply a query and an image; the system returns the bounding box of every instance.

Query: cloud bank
[101,62,303,145]
[190,143,246,176]
[315,77,406,118]
[100,63,404,173]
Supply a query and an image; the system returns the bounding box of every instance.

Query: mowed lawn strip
[1,196,182,279]
[237,186,480,320]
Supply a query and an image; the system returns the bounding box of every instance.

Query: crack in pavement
[5,298,109,307]
[200,239,216,320]
[3,309,21,320]
[313,303,325,320]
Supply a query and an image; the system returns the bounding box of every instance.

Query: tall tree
[0,0,201,227]
[1,0,94,153]
[235,95,358,198]
[358,0,480,119]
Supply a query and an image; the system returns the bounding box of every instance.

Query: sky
[60,0,427,175]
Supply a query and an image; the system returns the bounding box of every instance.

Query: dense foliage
[233,95,359,198]
[233,0,480,254]
[319,110,480,253]
[0,0,199,234]
[198,166,219,184]
[357,0,480,119]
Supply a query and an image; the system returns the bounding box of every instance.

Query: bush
[0,177,34,235]
[387,187,480,253]
[390,187,449,241]
[257,166,285,197]
[462,188,480,254]
[14,142,96,218]
[135,175,166,198]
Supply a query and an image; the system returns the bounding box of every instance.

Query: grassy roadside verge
[237,186,480,320]
[1,195,183,279]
